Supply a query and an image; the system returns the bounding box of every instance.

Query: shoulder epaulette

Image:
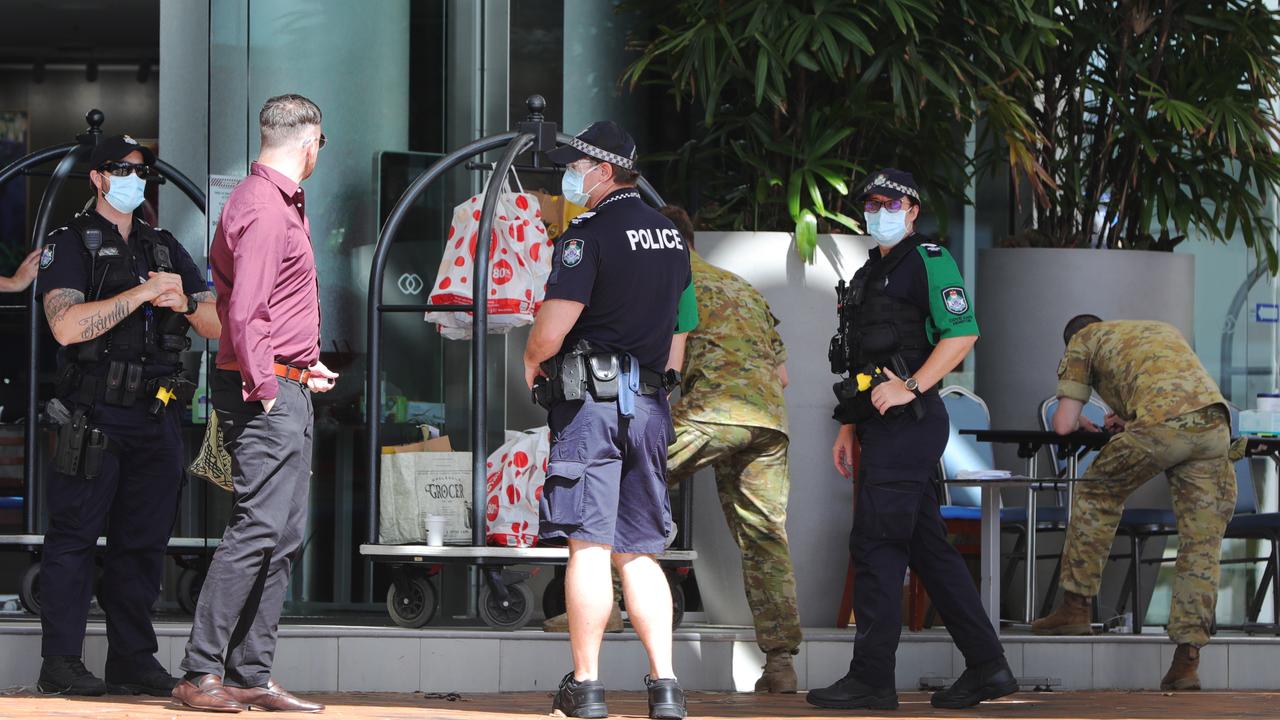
[569,212,596,226]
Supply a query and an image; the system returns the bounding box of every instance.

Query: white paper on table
[955,469,1013,480]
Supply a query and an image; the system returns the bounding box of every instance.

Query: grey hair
[259,93,322,149]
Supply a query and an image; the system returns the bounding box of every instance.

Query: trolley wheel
[542,575,566,619]
[177,568,205,615]
[386,574,439,628]
[479,580,535,630]
[671,582,686,630]
[19,562,40,616]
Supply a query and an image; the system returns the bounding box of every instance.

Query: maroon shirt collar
[250,161,303,200]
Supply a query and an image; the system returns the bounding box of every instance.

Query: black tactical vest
[838,236,933,369]
[64,213,191,368]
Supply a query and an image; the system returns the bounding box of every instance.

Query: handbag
[188,408,233,492]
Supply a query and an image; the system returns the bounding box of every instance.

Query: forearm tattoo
[78,299,132,340]
[42,288,84,328]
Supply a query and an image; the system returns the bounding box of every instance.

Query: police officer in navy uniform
[35,135,220,696]
[807,169,1017,711]
[524,121,697,720]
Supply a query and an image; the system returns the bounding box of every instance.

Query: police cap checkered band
[857,168,920,203]
[544,120,639,170]
[567,136,636,170]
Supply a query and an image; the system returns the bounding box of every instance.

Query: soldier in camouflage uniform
[656,206,802,693]
[1034,315,1235,692]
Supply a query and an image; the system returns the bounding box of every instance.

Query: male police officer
[1035,316,1234,691]
[809,169,1016,711]
[525,121,696,720]
[36,135,219,696]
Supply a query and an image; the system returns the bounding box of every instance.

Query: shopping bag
[188,409,232,492]
[425,174,553,339]
[484,428,550,547]
[379,451,474,544]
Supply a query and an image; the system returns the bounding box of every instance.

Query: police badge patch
[39,244,55,269]
[941,286,969,315]
[562,238,584,268]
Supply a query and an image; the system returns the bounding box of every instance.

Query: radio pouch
[588,354,620,401]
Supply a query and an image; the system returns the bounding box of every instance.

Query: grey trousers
[181,371,313,687]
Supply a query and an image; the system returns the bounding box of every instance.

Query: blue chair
[1222,404,1280,632]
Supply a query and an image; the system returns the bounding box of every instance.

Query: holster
[55,408,107,479]
[888,354,925,421]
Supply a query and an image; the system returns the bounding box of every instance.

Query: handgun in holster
[888,354,926,421]
[531,339,591,409]
[55,407,107,479]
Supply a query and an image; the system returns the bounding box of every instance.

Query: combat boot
[542,604,624,633]
[37,656,109,696]
[1160,644,1200,691]
[753,650,797,693]
[1031,591,1093,635]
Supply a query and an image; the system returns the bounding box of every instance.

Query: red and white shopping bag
[425,175,553,339]
[484,428,550,547]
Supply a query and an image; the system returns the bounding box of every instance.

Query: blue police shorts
[539,391,672,554]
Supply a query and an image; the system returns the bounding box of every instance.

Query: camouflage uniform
[1057,320,1234,647]
[667,252,802,655]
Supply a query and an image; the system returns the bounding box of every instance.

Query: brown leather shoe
[171,674,247,713]
[222,679,324,713]
[1031,591,1094,635]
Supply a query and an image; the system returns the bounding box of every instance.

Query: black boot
[551,672,608,719]
[645,675,686,719]
[805,673,898,710]
[931,656,1019,709]
[105,664,180,696]
[37,656,109,696]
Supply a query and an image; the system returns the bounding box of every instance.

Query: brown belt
[217,361,312,385]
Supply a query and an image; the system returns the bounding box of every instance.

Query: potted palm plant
[974,0,1280,441]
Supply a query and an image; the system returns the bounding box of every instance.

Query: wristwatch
[904,377,923,398]
[182,294,199,316]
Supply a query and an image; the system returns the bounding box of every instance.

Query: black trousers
[181,371,313,688]
[848,394,1003,688]
[40,403,182,676]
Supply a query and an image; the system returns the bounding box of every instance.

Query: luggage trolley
[0,109,219,616]
[360,96,696,631]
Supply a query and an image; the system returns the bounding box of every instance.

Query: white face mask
[102,173,146,214]
[561,163,604,206]
[864,207,909,247]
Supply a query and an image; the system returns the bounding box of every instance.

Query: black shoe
[105,665,180,697]
[645,675,686,719]
[931,656,1019,709]
[805,673,898,710]
[551,672,608,718]
[37,656,109,696]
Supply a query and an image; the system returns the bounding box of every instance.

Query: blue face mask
[864,208,909,247]
[103,173,146,214]
[561,164,603,206]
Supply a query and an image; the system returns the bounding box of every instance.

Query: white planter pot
[691,231,875,629]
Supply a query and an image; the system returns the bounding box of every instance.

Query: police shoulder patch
[941,286,969,315]
[562,238,585,268]
[569,212,595,226]
[39,244,55,269]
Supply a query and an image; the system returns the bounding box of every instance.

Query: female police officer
[806,169,1017,711]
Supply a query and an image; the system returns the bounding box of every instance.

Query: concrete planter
[691,231,875,628]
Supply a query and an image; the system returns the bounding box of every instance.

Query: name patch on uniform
[562,238,584,268]
[921,242,943,258]
[941,286,969,315]
[98,246,120,257]
[39,245,55,269]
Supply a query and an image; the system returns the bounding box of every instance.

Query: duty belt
[532,341,679,410]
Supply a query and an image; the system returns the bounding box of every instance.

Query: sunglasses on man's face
[864,198,910,213]
[97,161,154,179]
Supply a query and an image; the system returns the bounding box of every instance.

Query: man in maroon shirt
[174,94,337,714]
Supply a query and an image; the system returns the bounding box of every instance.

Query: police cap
[545,121,637,170]
[857,168,919,204]
[89,134,156,169]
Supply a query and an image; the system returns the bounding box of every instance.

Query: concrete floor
[0,691,1278,720]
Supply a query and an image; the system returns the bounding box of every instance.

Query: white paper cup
[425,515,447,547]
